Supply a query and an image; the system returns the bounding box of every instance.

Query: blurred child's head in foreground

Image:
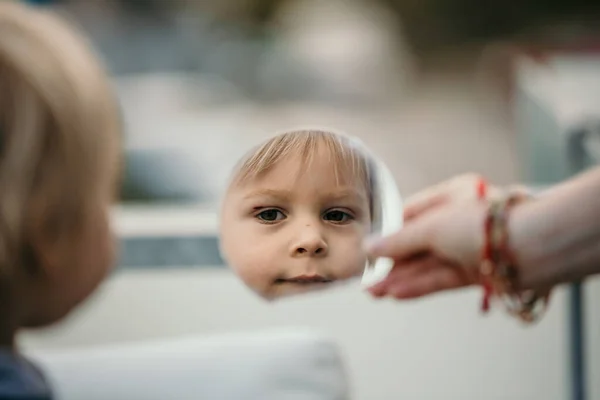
[0,2,121,340]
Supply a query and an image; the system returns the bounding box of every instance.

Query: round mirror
[218,129,402,300]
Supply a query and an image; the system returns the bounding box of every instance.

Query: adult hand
[366,174,498,299]
[404,173,500,222]
[367,201,486,299]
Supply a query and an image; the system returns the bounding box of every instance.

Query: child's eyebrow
[242,187,367,203]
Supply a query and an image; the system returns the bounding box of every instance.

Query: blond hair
[232,129,381,232]
[0,2,120,278]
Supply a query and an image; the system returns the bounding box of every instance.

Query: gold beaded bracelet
[480,188,552,323]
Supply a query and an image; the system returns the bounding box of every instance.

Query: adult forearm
[509,167,600,290]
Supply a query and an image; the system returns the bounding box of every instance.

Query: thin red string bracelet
[476,178,488,200]
[476,177,494,313]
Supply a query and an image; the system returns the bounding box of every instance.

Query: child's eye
[256,209,286,223]
[323,209,354,224]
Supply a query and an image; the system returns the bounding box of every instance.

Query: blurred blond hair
[0,1,120,278]
[231,129,381,231]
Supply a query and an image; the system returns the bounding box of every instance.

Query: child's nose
[291,227,328,257]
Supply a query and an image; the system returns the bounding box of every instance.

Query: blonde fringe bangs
[235,130,370,189]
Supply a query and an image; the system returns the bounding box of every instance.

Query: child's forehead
[242,150,365,184]
[245,138,364,175]
[229,160,370,205]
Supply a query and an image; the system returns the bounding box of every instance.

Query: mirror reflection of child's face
[220,144,371,299]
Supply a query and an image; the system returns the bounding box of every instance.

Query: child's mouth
[276,275,334,285]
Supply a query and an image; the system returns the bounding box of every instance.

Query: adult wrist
[506,198,545,291]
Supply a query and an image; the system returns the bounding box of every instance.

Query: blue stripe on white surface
[118,236,225,269]
[113,205,225,269]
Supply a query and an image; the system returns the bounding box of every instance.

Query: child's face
[220,144,371,299]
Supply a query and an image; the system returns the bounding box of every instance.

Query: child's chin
[267,282,337,300]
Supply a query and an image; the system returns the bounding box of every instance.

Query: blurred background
[17,0,600,399]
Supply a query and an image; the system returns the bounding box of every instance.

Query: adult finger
[368,255,438,296]
[366,215,434,260]
[403,173,486,222]
[386,266,466,299]
[368,256,465,297]
[403,192,447,222]
[402,181,454,222]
